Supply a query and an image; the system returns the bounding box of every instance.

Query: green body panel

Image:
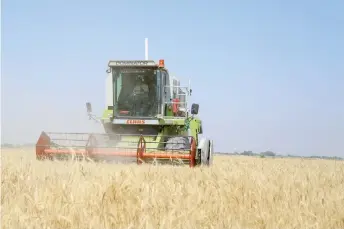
[189,118,202,145]
[114,135,160,152]
[102,109,113,121]
[100,108,202,151]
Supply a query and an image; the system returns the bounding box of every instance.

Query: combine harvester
[36,38,213,167]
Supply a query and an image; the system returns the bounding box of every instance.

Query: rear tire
[199,139,213,166]
[207,140,213,166]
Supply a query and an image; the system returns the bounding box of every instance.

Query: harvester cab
[36,42,213,167]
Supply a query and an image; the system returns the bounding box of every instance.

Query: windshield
[113,68,159,117]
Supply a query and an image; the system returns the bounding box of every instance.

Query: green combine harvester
[36,39,213,167]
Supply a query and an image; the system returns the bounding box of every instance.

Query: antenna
[189,79,192,96]
[145,38,149,60]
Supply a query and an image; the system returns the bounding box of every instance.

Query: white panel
[112,119,160,125]
[105,71,113,107]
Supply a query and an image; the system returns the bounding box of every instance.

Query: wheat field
[1,147,344,229]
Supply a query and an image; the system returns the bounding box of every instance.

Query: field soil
[1,147,344,229]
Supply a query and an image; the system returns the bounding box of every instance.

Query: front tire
[165,136,190,151]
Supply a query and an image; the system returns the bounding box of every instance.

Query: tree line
[220,150,344,160]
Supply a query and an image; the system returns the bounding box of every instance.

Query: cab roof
[108,60,165,68]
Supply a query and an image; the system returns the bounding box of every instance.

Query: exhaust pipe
[145,38,148,60]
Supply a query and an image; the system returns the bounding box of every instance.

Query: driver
[117,73,156,116]
[131,75,156,115]
[132,75,149,97]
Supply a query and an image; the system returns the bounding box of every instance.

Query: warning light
[159,59,165,67]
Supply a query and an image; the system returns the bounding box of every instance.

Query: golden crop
[1,148,344,229]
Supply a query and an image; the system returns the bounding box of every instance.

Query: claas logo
[126,120,145,124]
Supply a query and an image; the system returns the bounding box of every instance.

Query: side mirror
[191,103,199,115]
[86,102,92,113]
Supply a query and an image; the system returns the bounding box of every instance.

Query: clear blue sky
[2,0,344,156]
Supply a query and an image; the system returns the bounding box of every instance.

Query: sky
[1,0,344,157]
